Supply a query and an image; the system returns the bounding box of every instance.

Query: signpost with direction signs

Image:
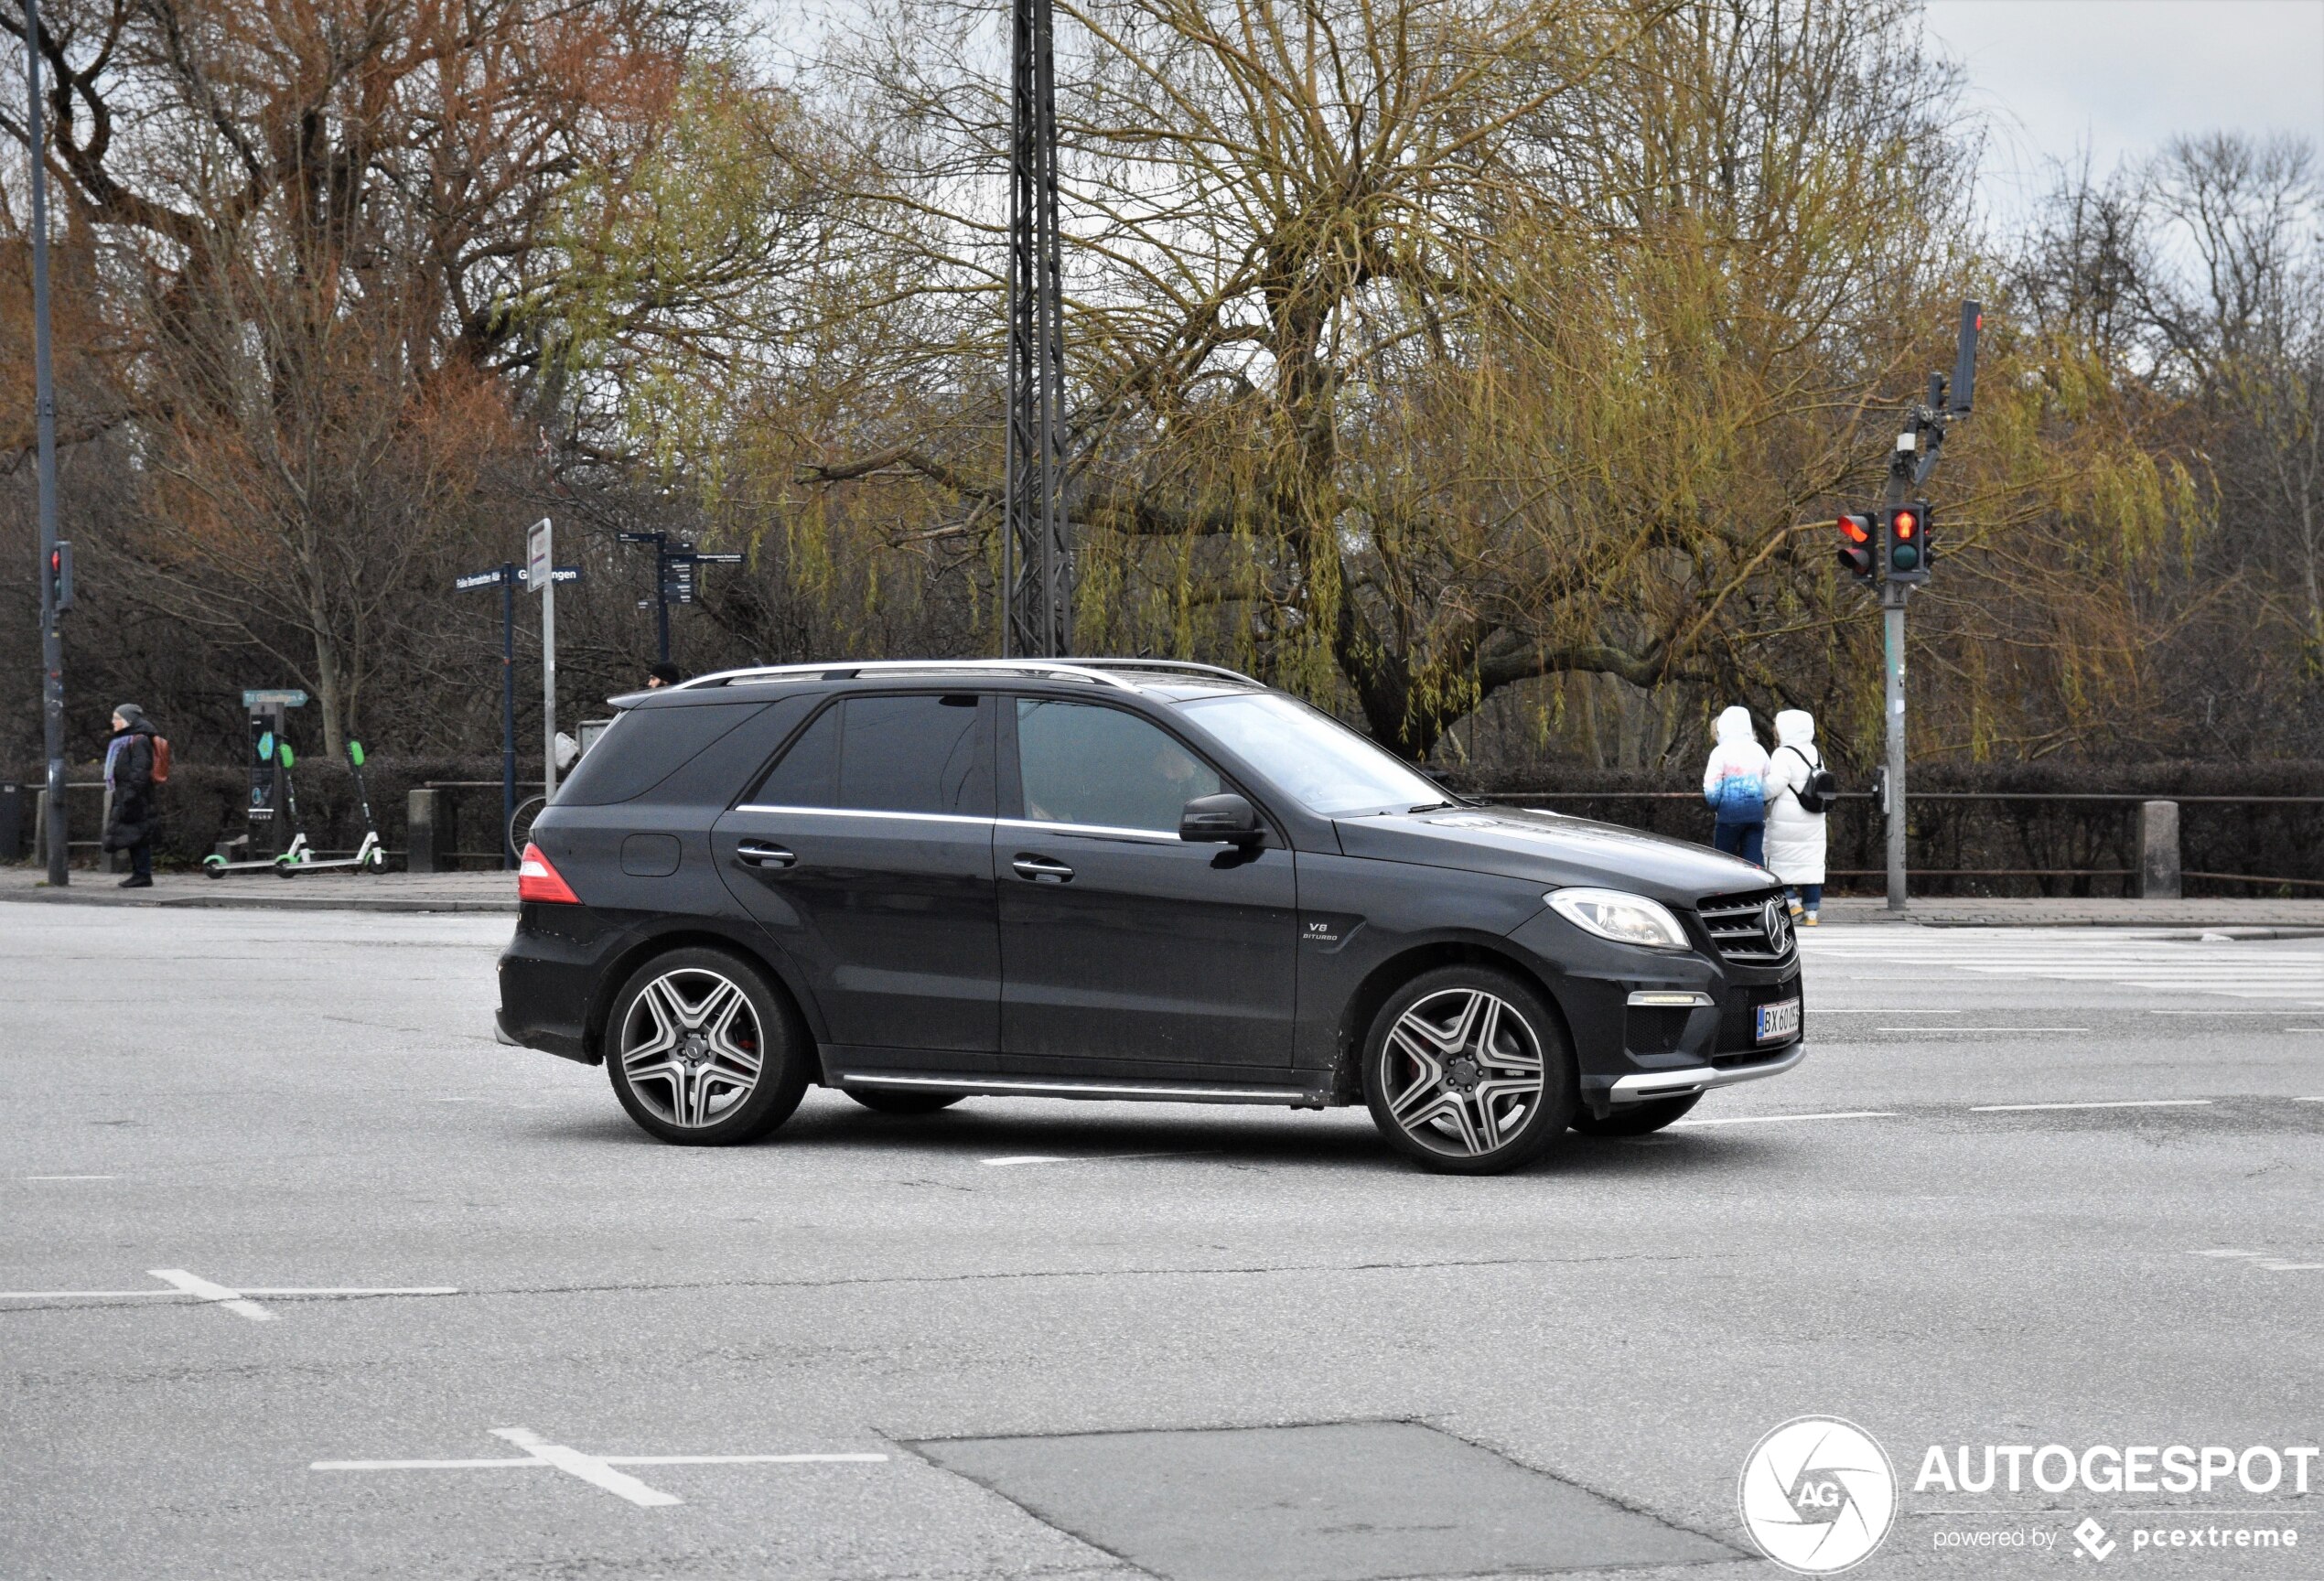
[618,532,745,661]
[457,543,584,866]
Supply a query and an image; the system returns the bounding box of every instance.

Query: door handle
[1011,854,1074,883]
[736,840,798,869]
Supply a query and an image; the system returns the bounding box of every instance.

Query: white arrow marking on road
[490,1426,681,1506]
[0,1269,457,1318]
[311,1428,888,1506]
[148,1267,277,1321]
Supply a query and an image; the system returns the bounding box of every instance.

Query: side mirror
[1180,792,1264,845]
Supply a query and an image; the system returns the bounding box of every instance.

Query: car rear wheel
[1361,966,1576,1175]
[845,1088,964,1115]
[1571,1092,1701,1135]
[605,949,809,1145]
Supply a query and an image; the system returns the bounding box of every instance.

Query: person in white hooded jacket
[1762,708,1827,923]
[1700,704,1770,866]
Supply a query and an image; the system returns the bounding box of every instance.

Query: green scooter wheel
[203,855,226,880]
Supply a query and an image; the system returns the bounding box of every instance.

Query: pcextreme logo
[1739,1416,1899,1575]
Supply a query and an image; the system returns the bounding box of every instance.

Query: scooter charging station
[203,690,309,878]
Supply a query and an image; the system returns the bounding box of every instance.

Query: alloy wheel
[616,967,764,1129]
[1378,987,1545,1158]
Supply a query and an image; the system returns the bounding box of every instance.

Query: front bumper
[1607,1040,1807,1102]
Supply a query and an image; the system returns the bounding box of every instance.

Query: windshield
[1179,692,1451,817]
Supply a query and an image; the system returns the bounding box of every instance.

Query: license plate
[1755,998,1802,1043]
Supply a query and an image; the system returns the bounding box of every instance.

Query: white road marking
[312,1428,888,1507]
[2190,1249,2323,1273]
[147,1268,274,1321]
[2299,1096,2324,1102]
[490,1426,681,1507]
[1971,1099,2214,1113]
[1872,1027,2090,1034]
[1668,1110,1897,1127]
[22,1175,116,1181]
[0,1269,457,1316]
[982,1156,1071,1167]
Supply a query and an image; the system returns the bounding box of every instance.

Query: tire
[1361,965,1576,1175]
[202,857,226,880]
[605,948,811,1145]
[1571,1092,1701,1135]
[845,1088,964,1115]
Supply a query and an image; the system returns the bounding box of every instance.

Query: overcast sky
[1923,0,2324,213]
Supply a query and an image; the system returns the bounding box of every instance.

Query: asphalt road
[3,904,2319,1580]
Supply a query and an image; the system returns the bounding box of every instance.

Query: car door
[997,695,1297,1070]
[714,692,1002,1067]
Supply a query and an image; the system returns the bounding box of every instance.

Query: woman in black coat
[103,704,158,887]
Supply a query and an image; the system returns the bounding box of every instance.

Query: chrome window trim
[732,803,993,828]
[995,816,1185,845]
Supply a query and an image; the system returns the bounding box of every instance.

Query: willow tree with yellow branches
[759,0,2162,762]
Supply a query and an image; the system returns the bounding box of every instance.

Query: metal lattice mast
[1002,0,1069,658]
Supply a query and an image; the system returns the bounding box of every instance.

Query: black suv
[497,660,1803,1173]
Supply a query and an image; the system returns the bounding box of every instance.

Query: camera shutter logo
[1738,1416,1897,1574]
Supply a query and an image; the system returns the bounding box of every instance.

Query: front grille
[1695,887,1797,965]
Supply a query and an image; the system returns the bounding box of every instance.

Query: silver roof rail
[1066,658,1262,685]
[674,659,1142,692]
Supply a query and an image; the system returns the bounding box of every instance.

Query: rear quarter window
[554,702,769,806]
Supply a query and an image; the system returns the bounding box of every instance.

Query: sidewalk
[6,863,2322,929]
[0,866,517,913]
[1819,894,2324,931]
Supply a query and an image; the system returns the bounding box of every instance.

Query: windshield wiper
[1404,801,1460,814]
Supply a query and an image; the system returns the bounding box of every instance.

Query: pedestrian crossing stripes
[1800,929,2324,1005]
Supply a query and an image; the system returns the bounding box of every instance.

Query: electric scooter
[268,744,318,877]
[203,729,307,877]
[276,740,385,876]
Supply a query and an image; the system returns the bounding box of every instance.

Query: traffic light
[46,541,72,612]
[1884,502,1930,584]
[1835,513,1877,584]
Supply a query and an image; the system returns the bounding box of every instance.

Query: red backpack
[148,735,171,784]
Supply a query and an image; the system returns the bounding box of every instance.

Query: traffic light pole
[1881,585,1909,913]
[25,0,68,887]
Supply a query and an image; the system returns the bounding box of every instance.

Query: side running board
[838,1071,1333,1110]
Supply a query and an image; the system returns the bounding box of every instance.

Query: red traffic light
[1835,513,1877,583]
[1892,509,1919,540]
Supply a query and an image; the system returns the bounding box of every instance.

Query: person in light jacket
[1700,704,1770,866]
[1762,707,1827,924]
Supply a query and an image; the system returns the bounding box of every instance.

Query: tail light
[517,842,580,905]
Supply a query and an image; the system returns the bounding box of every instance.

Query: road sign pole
[1882,587,1908,913]
[656,544,671,664]
[26,0,68,887]
[500,563,517,868]
[530,520,557,802]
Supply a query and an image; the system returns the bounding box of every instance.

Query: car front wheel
[605,948,809,1145]
[1361,966,1576,1175]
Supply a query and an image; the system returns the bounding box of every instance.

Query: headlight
[1546,887,1689,950]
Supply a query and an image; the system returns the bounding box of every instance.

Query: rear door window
[753,694,991,816]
